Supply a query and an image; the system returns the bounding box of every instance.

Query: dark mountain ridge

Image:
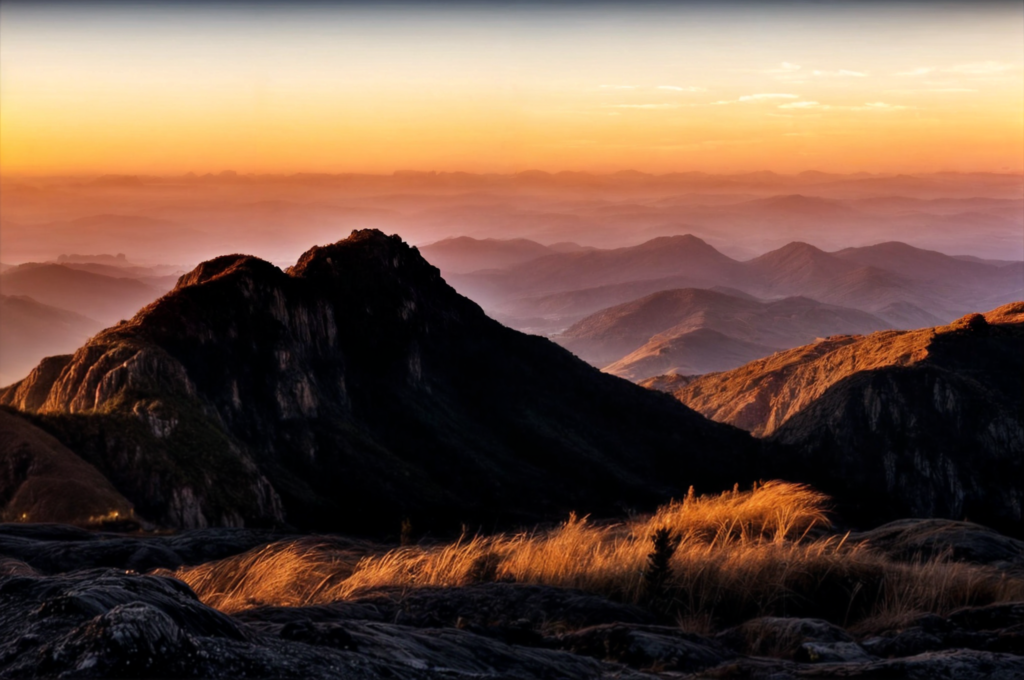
[652,304,1024,533]
[1,230,760,533]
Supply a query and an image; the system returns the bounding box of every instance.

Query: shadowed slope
[0,409,134,525]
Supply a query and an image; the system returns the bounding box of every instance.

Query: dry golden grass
[170,481,1024,629]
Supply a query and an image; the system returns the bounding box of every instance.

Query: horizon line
[4,169,1023,180]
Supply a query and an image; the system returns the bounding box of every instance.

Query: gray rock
[717,616,854,659]
[852,519,1024,575]
[701,649,1024,679]
[556,622,731,672]
[796,641,873,663]
[0,568,660,679]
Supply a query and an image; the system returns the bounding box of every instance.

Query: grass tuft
[170,481,1024,629]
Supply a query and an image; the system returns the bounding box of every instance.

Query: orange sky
[1,2,1022,175]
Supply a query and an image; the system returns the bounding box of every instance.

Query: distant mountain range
[419,236,592,274]
[0,295,102,387]
[0,262,185,386]
[556,288,888,380]
[432,235,1021,375]
[0,264,164,326]
[0,231,760,532]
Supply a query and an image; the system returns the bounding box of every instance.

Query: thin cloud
[712,93,799,105]
[738,93,799,101]
[812,70,868,77]
[895,67,933,77]
[887,87,976,93]
[657,85,705,92]
[763,62,801,74]
[605,103,680,109]
[778,101,824,109]
[946,61,1013,75]
[850,102,909,111]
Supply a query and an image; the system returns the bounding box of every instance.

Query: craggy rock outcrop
[557,623,733,673]
[0,230,761,532]
[852,519,1024,576]
[702,650,1024,679]
[0,409,133,526]
[855,602,1024,659]
[239,582,656,636]
[3,560,1023,679]
[0,523,292,574]
[717,616,861,661]
[0,568,658,679]
[655,303,1024,532]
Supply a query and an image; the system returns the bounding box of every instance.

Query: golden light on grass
[169,481,1024,631]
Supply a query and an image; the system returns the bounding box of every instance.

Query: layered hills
[0,264,163,326]
[647,303,1024,531]
[444,236,1020,345]
[0,230,759,532]
[0,295,102,387]
[555,288,889,378]
[418,236,589,274]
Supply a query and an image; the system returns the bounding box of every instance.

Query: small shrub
[643,527,681,604]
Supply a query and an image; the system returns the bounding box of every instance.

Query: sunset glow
[2,1,1022,175]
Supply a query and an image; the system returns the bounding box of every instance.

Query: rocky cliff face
[655,304,1024,531]
[1,230,760,531]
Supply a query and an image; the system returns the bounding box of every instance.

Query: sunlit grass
[170,481,1024,630]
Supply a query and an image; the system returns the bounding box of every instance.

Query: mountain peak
[3,230,756,532]
[288,229,436,282]
[175,254,275,290]
[752,241,836,266]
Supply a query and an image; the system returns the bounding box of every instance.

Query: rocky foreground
[2,521,1023,679]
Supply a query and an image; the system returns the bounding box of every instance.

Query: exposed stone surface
[556,622,732,672]
[0,523,290,574]
[702,649,1024,679]
[0,568,663,679]
[717,616,856,660]
[239,582,656,634]
[852,519,1024,575]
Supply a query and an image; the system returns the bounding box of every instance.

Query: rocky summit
[0,230,760,532]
